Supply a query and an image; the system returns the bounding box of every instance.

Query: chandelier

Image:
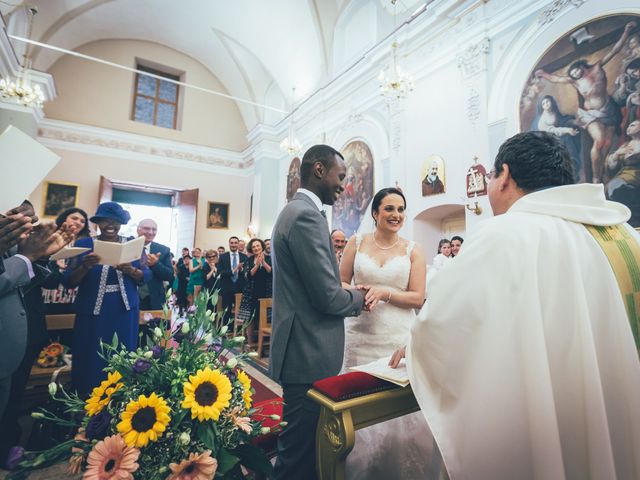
[0,7,45,108]
[280,87,302,156]
[378,41,414,103]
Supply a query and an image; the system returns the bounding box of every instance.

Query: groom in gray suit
[270,144,366,479]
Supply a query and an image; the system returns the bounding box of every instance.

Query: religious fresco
[520,14,640,227]
[332,141,374,237]
[286,157,301,202]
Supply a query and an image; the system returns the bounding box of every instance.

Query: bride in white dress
[340,187,435,479]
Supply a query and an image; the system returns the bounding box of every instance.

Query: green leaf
[216,448,240,475]
[230,443,274,475]
[196,423,217,451]
[111,332,119,348]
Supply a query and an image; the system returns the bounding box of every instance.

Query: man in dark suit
[136,219,174,310]
[269,145,366,479]
[217,236,247,321]
[0,201,74,423]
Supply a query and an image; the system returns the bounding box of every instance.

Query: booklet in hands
[93,236,145,267]
[50,246,91,261]
[350,356,410,387]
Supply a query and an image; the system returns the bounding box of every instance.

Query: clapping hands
[147,252,161,267]
[18,222,77,261]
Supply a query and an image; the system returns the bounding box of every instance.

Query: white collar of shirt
[297,188,323,212]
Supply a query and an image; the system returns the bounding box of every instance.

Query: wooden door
[175,188,198,249]
[98,176,113,204]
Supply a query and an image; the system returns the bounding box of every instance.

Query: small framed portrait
[42,181,79,217]
[207,202,229,229]
[421,155,446,196]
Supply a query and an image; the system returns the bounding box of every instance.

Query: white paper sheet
[0,125,61,214]
[93,236,145,267]
[350,356,410,387]
[50,246,90,261]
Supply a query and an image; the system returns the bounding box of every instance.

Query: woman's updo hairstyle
[371,187,406,226]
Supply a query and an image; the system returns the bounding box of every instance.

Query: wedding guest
[176,247,191,312]
[450,235,464,257]
[217,246,226,255]
[63,202,150,396]
[41,208,91,315]
[237,238,272,342]
[187,247,205,304]
[217,236,247,322]
[238,239,247,255]
[203,249,219,294]
[331,229,346,264]
[136,219,174,310]
[264,239,271,256]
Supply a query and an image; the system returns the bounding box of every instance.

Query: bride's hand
[364,286,390,310]
[389,346,406,369]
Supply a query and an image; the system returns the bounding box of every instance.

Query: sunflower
[85,371,124,417]
[84,434,140,480]
[117,393,171,448]
[236,370,253,412]
[167,450,218,480]
[181,367,232,422]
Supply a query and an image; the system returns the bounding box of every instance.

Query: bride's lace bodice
[343,234,416,369]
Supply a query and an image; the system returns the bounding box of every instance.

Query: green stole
[584,224,640,350]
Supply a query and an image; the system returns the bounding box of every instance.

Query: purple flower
[4,446,24,470]
[151,345,163,359]
[227,369,238,383]
[187,305,196,314]
[211,339,223,353]
[132,358,151,374]
[85,410,112,441]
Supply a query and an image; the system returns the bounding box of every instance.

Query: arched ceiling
[1,0,423,130]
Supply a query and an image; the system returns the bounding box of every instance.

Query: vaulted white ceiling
[1,0,424,129]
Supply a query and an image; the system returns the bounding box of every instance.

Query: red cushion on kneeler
[312,371,397,401]
[251,398,283,453]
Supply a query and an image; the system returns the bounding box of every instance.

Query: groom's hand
[389,346,406,369]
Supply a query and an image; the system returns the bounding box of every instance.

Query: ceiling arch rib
[20,0,326,130]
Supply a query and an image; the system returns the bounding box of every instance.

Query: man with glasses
[396,131,640,479]
[136,219,174,310]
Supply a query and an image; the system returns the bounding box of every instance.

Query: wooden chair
[232,292,244,337]
[257,298,272,358]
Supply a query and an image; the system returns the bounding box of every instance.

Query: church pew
[307,372,420,480]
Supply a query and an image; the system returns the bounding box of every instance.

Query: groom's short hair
[300,145,344,183]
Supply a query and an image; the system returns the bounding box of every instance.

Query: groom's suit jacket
[269,192,364,384]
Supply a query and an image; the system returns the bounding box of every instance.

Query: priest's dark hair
[300,145,344,183]
[493,131,575,192]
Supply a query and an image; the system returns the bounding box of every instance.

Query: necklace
[373,232,399,250]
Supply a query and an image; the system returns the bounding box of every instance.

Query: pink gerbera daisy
[167,450,218,480]
[83,434,140,480]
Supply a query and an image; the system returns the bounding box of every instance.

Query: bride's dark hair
[371,187,406,225]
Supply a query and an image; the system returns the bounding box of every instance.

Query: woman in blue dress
[63,202,150,397]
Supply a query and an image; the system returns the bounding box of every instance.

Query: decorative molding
[456,38,490,79]
[466,86,482,127]
[538,0,586,26]
[37,119,254,176]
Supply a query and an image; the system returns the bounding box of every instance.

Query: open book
[350,356,410,387]
[50,246,90,261]
[93,236,145,267]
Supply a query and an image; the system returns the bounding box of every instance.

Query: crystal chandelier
[378,41,414,103]
[0,7,45,108]
[280,87,302,156]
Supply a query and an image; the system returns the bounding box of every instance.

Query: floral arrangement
[36,342,69,368]
[9,290,282,479]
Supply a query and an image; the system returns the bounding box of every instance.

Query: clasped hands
[356,284,391,312]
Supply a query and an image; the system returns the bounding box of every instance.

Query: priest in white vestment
[405,131,640,480]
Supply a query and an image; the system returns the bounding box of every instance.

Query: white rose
[219,325,228,335]
[178,432,190,445]
[227,357,238,369]
[48,382,57,396]
[181,322,190,334]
